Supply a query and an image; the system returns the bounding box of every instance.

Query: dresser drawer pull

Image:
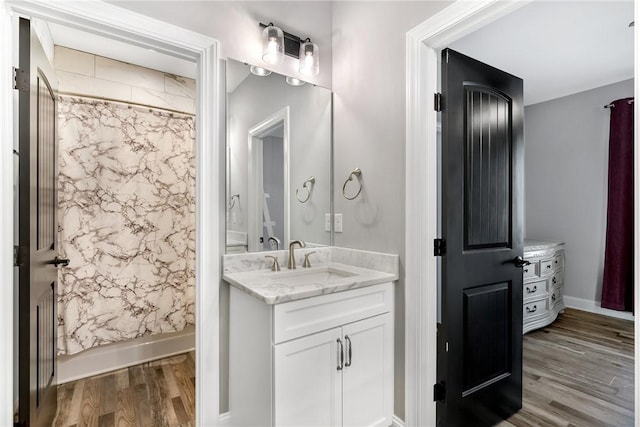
[523,268,529,274]
[526,305,537,314]
[546,264,552,270]
[552,294,556,301]
[552,277,557,284]
[526,285,537,294]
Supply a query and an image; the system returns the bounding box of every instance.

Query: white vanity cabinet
[522,240,565,334]
[229,282,394,427]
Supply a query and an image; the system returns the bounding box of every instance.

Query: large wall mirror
[225,58,333,253]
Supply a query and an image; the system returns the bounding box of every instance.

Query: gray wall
[524,78,634,304]
[331,1,450,419]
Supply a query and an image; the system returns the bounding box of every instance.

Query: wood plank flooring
[53,351,195,427]
[499,308,634,427]
[53,309,632,426]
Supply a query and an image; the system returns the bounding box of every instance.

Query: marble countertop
[223,261,398,305]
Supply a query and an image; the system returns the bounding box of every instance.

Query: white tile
[54,46,94,76]
[95,56,165,92]
[57,70,131,103]
[131,87,195,114]
[164,74,196,98]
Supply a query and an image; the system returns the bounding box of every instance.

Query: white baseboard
[563,296,635,321]
[392,414,405,427]
[57,326,195,383]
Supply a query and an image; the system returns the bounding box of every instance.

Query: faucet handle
[302,251,316,268]
[265,255,281,272]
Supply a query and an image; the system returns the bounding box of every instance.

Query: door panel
[342,314,393,427]
[438,48,524,427]
[18,17,59,427]
[274,327,343,426]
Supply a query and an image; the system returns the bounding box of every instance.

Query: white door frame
[247,107,290,252]
[0,1,221,425]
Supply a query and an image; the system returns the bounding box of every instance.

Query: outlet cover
[335,213,343,233]
[324,213,331,232]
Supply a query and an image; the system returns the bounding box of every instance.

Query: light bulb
[262,25,284,65]
[298,40,319,76]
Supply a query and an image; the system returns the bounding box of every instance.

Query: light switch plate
[335,213,343,233]
[324,213,331,232]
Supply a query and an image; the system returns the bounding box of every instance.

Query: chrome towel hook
[296,176,315,203]
[342,168,362,200]
[228,193,240,209]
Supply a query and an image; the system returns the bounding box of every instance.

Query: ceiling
[448,1,634,106]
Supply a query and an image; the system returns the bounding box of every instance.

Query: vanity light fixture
[250,65,272,76]
[285,76,306,86]
[298,39,319,76]
[259,22,319,77]
[262,23,284,65]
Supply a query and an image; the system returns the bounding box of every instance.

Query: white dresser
[523,240,565,334]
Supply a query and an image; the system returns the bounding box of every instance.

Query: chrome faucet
[287,240,306,269]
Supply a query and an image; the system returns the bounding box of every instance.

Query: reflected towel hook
[342,168,362,200]
[296,176,315,203]
[228,194,240,209]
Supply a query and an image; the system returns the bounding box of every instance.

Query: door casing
[0,1,221,425]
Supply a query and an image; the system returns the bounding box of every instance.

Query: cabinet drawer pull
[552,277,557,284]
[546,264,552,269]
[552,294,556,301]
[345,335,352,367]
[526,305,537,314]
[337,338,344,370]
[526,285,537,294]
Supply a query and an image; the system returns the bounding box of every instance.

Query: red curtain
[601,97,634,311]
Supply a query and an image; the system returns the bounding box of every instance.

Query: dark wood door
[437,48,525,426]
[18,17,61,427]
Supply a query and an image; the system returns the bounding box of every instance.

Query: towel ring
[228,194,240,209]
[342,168,362,200]
[296,177,315,203]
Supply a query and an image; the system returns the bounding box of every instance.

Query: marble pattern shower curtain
[601,97,634,312]
[57,96,195,355]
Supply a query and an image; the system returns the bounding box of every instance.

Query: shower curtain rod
[58,91,196,117]
[604,99,634,109]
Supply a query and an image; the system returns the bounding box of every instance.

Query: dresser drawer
[523,279,546,300]
[551,287,562,306]
[553,253,564,271]
[540,259,554,276]
[273,282,393,344]
[550,272,562,288]
[523,261,538,279]
[524,298,549,320]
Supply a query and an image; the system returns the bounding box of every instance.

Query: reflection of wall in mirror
[227,61,332,252]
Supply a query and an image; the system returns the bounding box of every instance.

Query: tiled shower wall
[55,47,196,355]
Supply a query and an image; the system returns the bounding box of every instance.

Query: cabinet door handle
[344,335,352,367]
[337,338,344,371]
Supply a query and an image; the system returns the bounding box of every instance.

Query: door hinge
[14,245,24,267]
[434,92,442,112]
[434,381,446,402]
[434,238,446,256]
[13,67,28,91]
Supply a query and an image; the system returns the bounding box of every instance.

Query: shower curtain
[601,97,634,312]
[57,96,196,355]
